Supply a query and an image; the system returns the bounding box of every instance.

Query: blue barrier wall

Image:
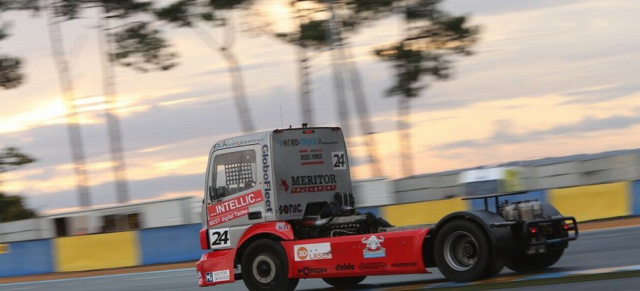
[139,224,206,265]
[0,239,54,278]
[633,180,640,216]
[470,190,547,212]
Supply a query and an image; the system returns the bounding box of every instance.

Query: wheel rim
[444,231,479,271]
[253,255,276,284]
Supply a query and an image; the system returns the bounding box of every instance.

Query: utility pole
[97,10,130,204]
[325,0,350,137]
[325,0,383,177]
[46,3,91,207]
[341,46,383,177]
[192,15,255,133]
[295,6,314,125]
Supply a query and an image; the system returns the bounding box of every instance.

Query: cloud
[561,83,640,105]
[26,173,203,211]
[435,112,640,150]
[442,0,586,16]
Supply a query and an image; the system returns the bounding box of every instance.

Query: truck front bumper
[196,250,236,287]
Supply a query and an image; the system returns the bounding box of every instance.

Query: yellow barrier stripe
[54,231,140,272]
[549,182,631,222]
[381,198,469,226]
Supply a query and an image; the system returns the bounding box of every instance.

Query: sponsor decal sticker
[276,222,291,232]
[297,267,327,276]
[205,270,230,283]
[300,149,324,165]
[279,179,290,192]
[208,228,231,249]
[294,243,332,261]
[391,262,418,268]
[284,175,337,193]
[279,204,303,215]
[335,263,355,272]
[358,262,387,271]
[362,235,386,259]
[205,272,214,283]
[213,270,230,282]
[214,138,263,150]
[281,138,322,147]
[207,190,264,227]
[331,151,347,170]
[261,144,274,213]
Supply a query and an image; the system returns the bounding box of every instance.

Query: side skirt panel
[282,228,431,279]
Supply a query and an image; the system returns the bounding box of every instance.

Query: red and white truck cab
[196,126,578,291]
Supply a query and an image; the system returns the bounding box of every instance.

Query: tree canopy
[0,147,37,222]
[0,0,178,90]
[0,147,36,175]
[375,0,479,99]
[0,3,24,89]
[0,193,37,222]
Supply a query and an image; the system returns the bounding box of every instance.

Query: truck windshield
[212,149,257,198]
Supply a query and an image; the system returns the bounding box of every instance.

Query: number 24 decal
[332,151,346,170]
[208,228,231,249]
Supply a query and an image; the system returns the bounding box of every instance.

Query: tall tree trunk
[296,8,313,126]
[325,0,350,136]
[339,46,383,177]
[220,49,255,133]
[398,97,413,177]
[192,19,255,134]
[97,10,130,204]
[328,47,350,135]
[297,42,313,126]
[46,6,91,207]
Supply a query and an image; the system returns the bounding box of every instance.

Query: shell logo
[297,247,309,260]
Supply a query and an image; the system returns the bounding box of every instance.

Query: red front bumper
[195,249,236,287]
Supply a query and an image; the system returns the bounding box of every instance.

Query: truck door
[205,145,266,248]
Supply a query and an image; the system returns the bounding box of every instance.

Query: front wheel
[505,249,564,273]
[241,239,299,291]
[322,276,366,288]
[434,220,492,282]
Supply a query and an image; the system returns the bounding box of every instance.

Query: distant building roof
[41,195,199,217]
[404,148,640,179]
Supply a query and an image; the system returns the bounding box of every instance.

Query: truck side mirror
[208,185,217,202]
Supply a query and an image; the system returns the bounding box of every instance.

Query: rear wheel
[505,249,564,273]
[434,220,492,282]
[322,276,366,288]
[241,239,299,291]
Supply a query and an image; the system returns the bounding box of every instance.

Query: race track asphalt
[2,226,639,291]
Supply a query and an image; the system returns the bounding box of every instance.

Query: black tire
[505,249,564,273]
[322,276,366,288]
[483,256,504,279]
[434,220,492,282]
[241,239,299,291]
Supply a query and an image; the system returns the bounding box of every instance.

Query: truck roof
[210,127,341,154]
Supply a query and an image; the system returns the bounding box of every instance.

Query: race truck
[196,126,578,290]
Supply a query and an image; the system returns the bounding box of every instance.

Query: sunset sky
[1,0,638,212]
